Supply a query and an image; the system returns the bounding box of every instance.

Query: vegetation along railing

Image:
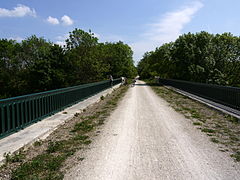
[0,78,122,138]
[158,78,240,111]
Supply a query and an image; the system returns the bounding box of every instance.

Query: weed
[199,119,206,123]
[4,151,25,163]
[225,115,239,124]
[201,128,216,133]
[66,150,75,156]
[175,108,183,112]
[33,140,42,147]
[193,122,202,126]
[78,157,84,161]
[189,109,197,113]
[98,119,104,125]
[12,154,65,179]
[47,141,64,153]
[74,113,80,117]
[223,128,230,133]
[83,140,92,145]
[191,112,201,119]
[230,136,239,141]
[73,135,89,141]
[86,115,97,120]
[215,124,222,128]
[72,120,94,132]
[63,112,68,114]
[231,152,240,161]
[211,138,219,143]
[100,96,105,100]
[77,157,85,161]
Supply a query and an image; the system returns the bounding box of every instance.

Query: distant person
[109,75,113,86]
[131,78,136,87]
[121,77,126,85]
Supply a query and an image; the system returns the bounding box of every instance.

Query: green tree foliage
[137,31,240,87]
[98,41,137,78]
[0,39,21,98]
[0,29,137,99]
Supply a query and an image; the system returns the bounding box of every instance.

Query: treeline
[0,28,137,99]
[137,31,240,87]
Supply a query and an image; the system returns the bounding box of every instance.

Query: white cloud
[55,41,66,47]
[55,34,69,47]
[93,33,100,39]
[8,36,24,42]
[0,4,36,17]
[131,1,203,62]
[61,15,73,26]
[46,15,74,26]
[47,16,59,25]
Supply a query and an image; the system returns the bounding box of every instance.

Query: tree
[0,28,137,98]
[137,31,240,87]
[0,39,20,98]
[101,41,137,78]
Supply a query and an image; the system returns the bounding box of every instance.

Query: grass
[47,141,65,153]
[191,112,201,119]
[72,120,94,133]
[4,151,25,163]
[230,136,239,141]
[33,140,43,147]
[211,138,219,143]
[231,152,240,162]
[201,128,216,133]
[12,154,65,180]
[8,85,129,179]
[73,135,89,141]
[225,115,239,124]
[78,157,84,161]
[82,140,92,145]
[193,122,202,126]
[100,95,105,100]
[98,119,105,125]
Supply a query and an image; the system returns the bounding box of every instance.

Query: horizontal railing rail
[158,78,240,111]
[0,78,122,138]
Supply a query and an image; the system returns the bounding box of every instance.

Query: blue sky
[0,0,240,63]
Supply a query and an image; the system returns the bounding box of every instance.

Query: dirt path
[64,81,240,180]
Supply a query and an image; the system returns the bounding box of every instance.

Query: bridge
[0,78,240,179]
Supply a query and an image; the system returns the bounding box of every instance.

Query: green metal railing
[0,78,122,138]
[158,78,240,111]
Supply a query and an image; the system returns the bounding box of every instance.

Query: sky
[0,0,240,64]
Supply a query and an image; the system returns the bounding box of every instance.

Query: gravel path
[64,81,240,180]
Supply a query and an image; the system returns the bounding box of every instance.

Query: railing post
[6,106,10,132]
[16,103,20,128]
[1,106,5,133]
